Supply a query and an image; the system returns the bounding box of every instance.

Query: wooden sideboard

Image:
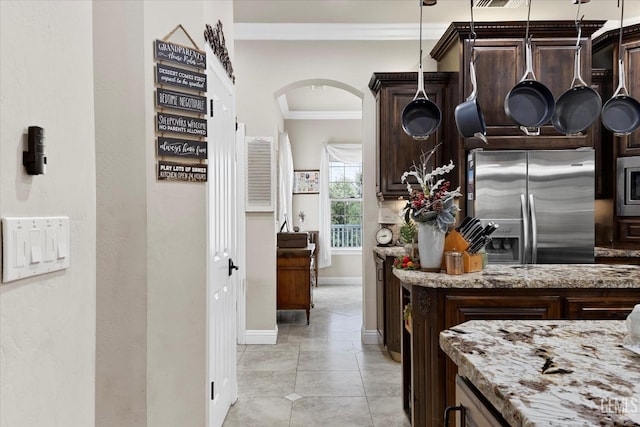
[277,245,314,324]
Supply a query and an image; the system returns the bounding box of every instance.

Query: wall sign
[157,112,207,137]
[154,39,206,69]
[157,137,207,159]
[156,88,206,114]
[157,161,207,182]
[156,63,207,91]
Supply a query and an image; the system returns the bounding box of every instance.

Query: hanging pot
[504,0,555,136]
[455,60,487,143]
[401,0,441,140]
[401,64,442,140]
[601,60,640,136]
[552,20,602,135]
[601,0,640,136]
[504,38,555,135]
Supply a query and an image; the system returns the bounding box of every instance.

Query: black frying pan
[601,0,640,136]
[401,1,441,140]
[601,60,640,136]
[504,38,555,134]
[401,64,442,140]
[455,61,487,143]
[504,0,555,135]
[552,24,602,135]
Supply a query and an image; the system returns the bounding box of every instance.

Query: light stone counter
[372,245,407,258]
[393,263,640,289]
[596,247,640,259]
[440,320,640,427]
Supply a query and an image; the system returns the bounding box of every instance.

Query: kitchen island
[394,264,640,426]
[440,319,640,426]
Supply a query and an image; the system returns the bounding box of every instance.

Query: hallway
[223,283,410,427]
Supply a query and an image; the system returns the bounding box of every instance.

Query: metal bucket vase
[417,222,445,271]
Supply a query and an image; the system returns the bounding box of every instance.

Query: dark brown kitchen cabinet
[565,294,640,319]
[401,285,640,427]
[431,20,605,149]
[375,255,385,344]
[617,218,640,243]
[591,68,614,199]
[374,253,402,361]
[618,37,640,156]
[368,72,456,200]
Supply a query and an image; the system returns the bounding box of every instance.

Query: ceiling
[233,0,640,119]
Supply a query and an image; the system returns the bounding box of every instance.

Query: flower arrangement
[400,143,462,233]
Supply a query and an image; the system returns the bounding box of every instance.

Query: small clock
[375,226,393,246]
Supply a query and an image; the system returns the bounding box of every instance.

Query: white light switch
[15,229,27,267]
[30,229,42,263]
[44,226,55,262]
[2,216,70,283]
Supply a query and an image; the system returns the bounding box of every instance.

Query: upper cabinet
[430,21,606,150]
[593,24,640,157]
[368,72,457,200]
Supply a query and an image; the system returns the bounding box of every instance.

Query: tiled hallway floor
[223,283,411,427]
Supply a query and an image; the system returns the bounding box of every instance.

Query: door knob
[228,258,239,276]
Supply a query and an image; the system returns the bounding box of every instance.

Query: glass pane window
[329,161,362,248]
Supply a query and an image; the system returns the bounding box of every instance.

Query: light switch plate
[2,216,70,283]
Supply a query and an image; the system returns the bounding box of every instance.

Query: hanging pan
[601,0,640,136]
[504,0,555,136]
[454,0,487,143]
[401,0,441,140]
[552,6,602,135]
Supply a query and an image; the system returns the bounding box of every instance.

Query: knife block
[441,230,483,273]
[463,253,483,273]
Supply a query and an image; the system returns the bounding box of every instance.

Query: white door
[206,45,238,427]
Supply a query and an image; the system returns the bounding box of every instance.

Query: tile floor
[223,283,411,427]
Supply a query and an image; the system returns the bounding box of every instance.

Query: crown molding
[234,23,451,41]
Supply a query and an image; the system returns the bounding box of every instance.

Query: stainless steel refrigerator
[467,148,594,264]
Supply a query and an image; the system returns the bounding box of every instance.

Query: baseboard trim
[361,328,379,345]
[244,326,278,345]
[318,276,362,286]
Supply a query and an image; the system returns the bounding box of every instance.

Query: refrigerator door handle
[529,194,538,264]
[520,193,529,264]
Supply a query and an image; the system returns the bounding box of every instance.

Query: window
[329,160,362,248]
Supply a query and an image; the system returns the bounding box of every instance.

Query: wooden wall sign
[154,39,206,69]
[156,88,206,114]
[157,112,207,137]
[157,137,207,159]
[157,161,208,182]
[156,63,207,91]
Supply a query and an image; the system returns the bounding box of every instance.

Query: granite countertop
[595,247,640,258]
[375,246,640,259]
[393,263,640,289]
[373,245,408,258]
[440,320,640,427]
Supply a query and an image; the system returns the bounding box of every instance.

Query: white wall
[93,1,234,426]
[0,2,97,426]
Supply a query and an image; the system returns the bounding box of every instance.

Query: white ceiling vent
[473,0,526,7]
[245,136,275,212]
